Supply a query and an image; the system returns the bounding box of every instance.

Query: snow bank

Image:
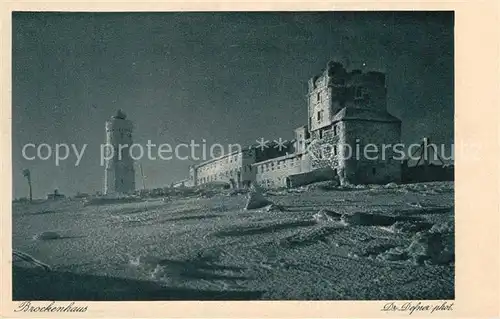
[376,247,408,262]
[399,182,454,195]
[83,196,143,206]
[407,220,454,265]
[384,182,398,189]
[313,209,342,222]
[227,188,249,196]
[245,189,273,210]
[429,220,454,233]
[263,204,285,212]
[386,221,433,234]
[287,187,306,194]
[375,220,454,265]
[13,250,52,271]
[33,231,61,240]
[306,180,340,191]
[341,212,396,226]
[265,190,288,196]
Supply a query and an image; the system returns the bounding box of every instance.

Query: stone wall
[343,120,402,184]
[287,167,338,188]
[307,118,401,185]
[402,164,454,183]
[254,153,311,188]
[307,121,346,178]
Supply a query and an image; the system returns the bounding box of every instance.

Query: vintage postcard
[1,1,499,318]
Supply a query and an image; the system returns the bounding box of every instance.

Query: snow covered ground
[12,181,454,300]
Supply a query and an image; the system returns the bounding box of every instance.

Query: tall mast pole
[139,163,146,190]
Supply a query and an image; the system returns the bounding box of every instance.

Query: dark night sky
[12,11,454,199]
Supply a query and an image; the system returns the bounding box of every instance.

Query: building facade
[253,152,311,188]
[192,148,255,188]
[183,60,402,189]
[188,141,295,188]
[104,110,136,194]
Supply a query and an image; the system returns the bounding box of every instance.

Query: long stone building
[187,141,294,188]
[182,60,402,189]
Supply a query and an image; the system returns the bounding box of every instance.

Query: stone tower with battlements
[307,61,402,185]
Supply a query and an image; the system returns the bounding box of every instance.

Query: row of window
[198,154,243,172]
[225,154,241,164]
[312,86,368,106]
[105,129,132,139]
[197,170,239,184]
[197,164,256,183]
[198,164,252,174]
[256,156,303,173]
[316,123,340,139]
[198,175,222,184]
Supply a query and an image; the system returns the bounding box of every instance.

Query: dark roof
[332,107,401,123]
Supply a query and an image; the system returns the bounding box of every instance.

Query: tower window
[317,110,323,121]
[317,92,321,102]
[372,168,376,175]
